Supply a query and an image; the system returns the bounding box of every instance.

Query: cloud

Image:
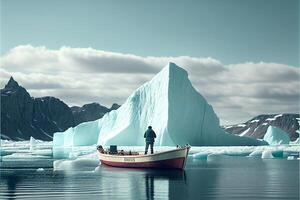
[1,45,299,124]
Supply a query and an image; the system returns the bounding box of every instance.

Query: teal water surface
[0,156,299,200]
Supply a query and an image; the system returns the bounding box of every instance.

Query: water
[0,155,299,200]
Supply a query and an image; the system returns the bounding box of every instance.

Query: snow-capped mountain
[223,114,299,141]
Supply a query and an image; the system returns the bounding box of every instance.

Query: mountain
[223,114,300,141]
[54,62,266,147]
[71,103,120,125]
[1,77,74,141]
[0,77,119,141]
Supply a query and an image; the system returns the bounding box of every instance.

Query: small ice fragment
[94,166,101,172]
[287,156,295,160]
[192,152,209,160]
[261,150,274,159]
[249,150,262,157]
[36,168,45,172]
[53,157,100,171]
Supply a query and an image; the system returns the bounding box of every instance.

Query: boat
[97,146,190,170]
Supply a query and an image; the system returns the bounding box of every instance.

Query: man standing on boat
[144,126,156,154]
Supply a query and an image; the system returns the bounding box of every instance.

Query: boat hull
[98,147,189,169]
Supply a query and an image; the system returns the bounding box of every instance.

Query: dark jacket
[144,128,156,143]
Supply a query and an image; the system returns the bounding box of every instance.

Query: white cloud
[1,45,299,125]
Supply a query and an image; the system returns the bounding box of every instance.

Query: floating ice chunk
[3,153,50,160]
[192,152,209,160]
[287,156,295,160]
[249,150,262,157]
[225,150,251,157]
[94,166,101,172]
[53,153,99,171]
[36,168,45,172]
[271,150,284,158]
[261,150,274,159]
[31,149,53,157]
[53,156,99,171]
[263,126,290,145]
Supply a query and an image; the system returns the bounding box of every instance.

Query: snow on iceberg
[263,126,290,145]
[53,62,267,147]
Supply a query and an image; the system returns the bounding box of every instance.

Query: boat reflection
[1,173,21,200]
[145,174,154,200]
[99,165,186,199]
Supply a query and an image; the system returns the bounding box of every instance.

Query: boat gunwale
[98,147,189,159]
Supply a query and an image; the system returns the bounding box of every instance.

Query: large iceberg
[263,126,290,145]
[53,62,267,147]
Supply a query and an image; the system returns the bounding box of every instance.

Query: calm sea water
[0,155,299,200]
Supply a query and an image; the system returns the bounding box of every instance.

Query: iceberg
[263,126,290,145]
[53,62,267,147]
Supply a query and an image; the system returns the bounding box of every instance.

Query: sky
[0,0,299,125]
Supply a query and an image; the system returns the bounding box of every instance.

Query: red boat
[98,146,190,170]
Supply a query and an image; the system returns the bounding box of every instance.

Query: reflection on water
[145,174,154,200]
[96,166,185,199]
[3,174,21,200]
[0,157,299,200]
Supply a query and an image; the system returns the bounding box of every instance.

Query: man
[144,126,156,154]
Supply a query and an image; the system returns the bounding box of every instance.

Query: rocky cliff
[1,77,119,141]
[223,114,299,141]
[71,103,120,126]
